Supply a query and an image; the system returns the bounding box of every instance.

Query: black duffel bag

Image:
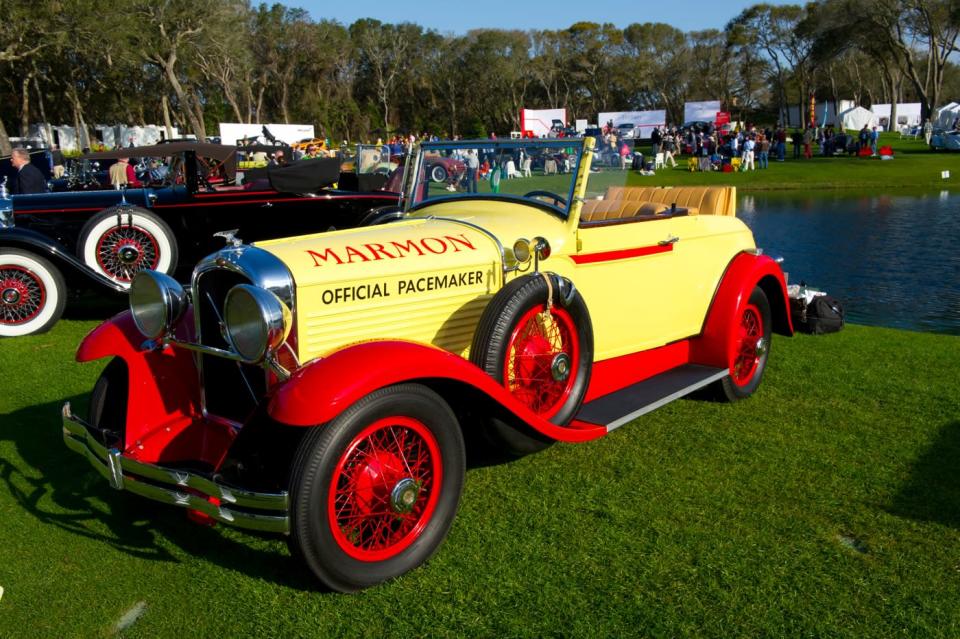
[798,294,845,334]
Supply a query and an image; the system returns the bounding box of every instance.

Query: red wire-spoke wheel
[328,416,442,561]
[718,286,772,402]
[731,303,763,386]
[471,274,593,456]
[289,384,465,592]
[504,304,579,420]
[0,249,66,337]
[78,207,178,287]
[0,266,44,325]
[95,225,160,282]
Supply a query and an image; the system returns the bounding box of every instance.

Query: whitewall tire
[78,207,177,287]
[0,249,67,337]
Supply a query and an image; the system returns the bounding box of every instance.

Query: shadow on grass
[0,396,320,592]
[889,421,960,529]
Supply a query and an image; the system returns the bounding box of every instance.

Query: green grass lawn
[1,319,958,637]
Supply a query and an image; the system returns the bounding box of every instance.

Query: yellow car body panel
[255,189,755,363]
[255,219,503,361]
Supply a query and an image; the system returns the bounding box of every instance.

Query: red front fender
[268,341,607,443]
[76,312,209,462]
[691,252,793,369]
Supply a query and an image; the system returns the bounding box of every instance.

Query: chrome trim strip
[61,403,289,534]
[428,216,507,281]
[605,369,729,432]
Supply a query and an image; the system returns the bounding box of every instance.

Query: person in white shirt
[742,136,756,170]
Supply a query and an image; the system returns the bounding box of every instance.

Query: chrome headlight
[512,237,532,263]
[224,284,291,364]
[129,271,189,339]
[512,236,551,264]
[0,201,13,228]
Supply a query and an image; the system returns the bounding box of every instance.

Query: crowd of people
[4,113,924,196]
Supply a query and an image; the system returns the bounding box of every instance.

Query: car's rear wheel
[429,164,447,183]
[78,206,177,287]
[0,248,66,337]
[471,274,593,455]
[288,384,465,592]
[717,286,771,401]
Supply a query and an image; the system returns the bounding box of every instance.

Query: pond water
[739,189,960,335]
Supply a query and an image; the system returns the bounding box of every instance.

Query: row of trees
[1,0,958,154]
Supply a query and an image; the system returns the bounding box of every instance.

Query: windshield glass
[407,139,586,216]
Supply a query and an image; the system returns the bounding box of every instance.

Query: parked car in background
[930,130,960,151]
[0,142,401,337]
[62,137,792,591]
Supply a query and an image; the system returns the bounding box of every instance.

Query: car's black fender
[0,227,127,293]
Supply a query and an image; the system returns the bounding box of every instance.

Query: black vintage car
[0,142,402,337]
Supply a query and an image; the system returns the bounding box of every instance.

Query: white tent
[871,103,922,129]
[219,123,315,146]
[597,110,666,138]
[519,108,567,138]
[788,100,855,127]
[935,102,960,129]
[839,106,878,131]
[683,101,721,124]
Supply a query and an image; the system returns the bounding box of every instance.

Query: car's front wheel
[78,206,177,287]
[471,274,593,455]
[717,286,772,401]
[288,384,465,592]
[0,248,67,337]
[429,164,448,183]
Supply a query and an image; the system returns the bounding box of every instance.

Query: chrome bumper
[61,402,289,534]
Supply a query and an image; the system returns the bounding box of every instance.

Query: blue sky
[288,0,797,33]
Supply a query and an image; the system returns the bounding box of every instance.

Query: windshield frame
[404,138,587,219]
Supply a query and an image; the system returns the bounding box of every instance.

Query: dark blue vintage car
[0,142,402,337]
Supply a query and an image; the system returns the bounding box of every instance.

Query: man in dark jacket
[9,148,48,194]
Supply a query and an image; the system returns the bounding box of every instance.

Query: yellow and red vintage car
[62,138,792,591]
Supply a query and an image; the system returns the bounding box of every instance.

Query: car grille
[195,269,267,424]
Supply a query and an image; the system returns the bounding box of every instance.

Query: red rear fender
[268,341,606,443]
[692,252,793,369]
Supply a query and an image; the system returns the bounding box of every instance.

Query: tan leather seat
[580,199,671,222]
[603,186,736,216]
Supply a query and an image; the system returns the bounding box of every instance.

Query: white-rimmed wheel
[0,248,67,337]
[429,164,448,183]
[78,207,177,287]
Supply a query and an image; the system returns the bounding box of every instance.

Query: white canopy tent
[839,106,878,131]
[935,103,960,129]
[683,101,721,124]
[519,108,567,138]
[597,110,666,138]
[219,123,315,146]
[870,103,922,129]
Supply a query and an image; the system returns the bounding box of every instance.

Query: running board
[575,364,728,432]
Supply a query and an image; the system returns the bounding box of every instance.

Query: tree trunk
[159,55,206,142]
[33,75,53,147]
[162,94,174,140]
[191,95,206,141]
[20,73,32,137]
[0,118,12,156]
[70,87,90,150]
[281,82,290,124]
